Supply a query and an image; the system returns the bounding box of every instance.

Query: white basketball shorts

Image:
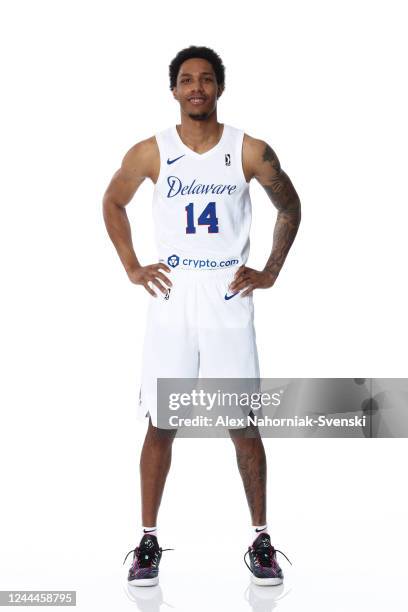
[136,265,260,428]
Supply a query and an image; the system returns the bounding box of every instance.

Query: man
[103,46,300,587]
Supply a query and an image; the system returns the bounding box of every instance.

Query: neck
[177,110,222,149]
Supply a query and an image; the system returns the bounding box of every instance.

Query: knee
[146,423,176,450]
[230,433,253,453]
[229,425,259,446]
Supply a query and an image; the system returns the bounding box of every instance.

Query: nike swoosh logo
[167,154,185,165]
[143,529,156,533]
[255,527,267,532]
[224,291,239,300]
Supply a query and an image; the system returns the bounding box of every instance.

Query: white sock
[142,526,157,538]
[251,524,268,543]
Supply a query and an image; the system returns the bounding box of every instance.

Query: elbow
[102,194,114,223]
[289,196,301,226]
[103,193,123,216]
[296,198,301,225]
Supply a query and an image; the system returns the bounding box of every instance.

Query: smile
[188,97,206,105]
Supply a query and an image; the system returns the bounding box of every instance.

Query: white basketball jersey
[152,124,252,271]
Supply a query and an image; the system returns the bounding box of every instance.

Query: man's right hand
[127,263,172,297]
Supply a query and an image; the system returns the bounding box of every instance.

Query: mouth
[188,96,207,106]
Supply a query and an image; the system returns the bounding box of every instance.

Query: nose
[189,78,205,93]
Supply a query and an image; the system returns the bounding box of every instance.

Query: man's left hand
[228,266,277,297]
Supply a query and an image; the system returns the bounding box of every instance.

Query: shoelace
[244,544,292,573]
[123,545,174,567]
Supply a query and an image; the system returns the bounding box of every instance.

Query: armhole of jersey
[236,129,250,186]
[153,132,164,189]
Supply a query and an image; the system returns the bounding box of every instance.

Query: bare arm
[254,139,301,278]
[230,136,301,296]
[102,137,172,296]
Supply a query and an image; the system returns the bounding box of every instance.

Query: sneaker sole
[251,575,283,586]
[128,577,159,587]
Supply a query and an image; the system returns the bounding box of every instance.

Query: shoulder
[121,135,159,182]
[243,133,277,164]
[123,135,158,166]
[242,133,270,182]
[242,133,281,182]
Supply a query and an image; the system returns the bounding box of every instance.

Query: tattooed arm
[229,136,301,297]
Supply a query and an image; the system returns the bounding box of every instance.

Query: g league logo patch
[167,254,180,268]
[225,153,231,166]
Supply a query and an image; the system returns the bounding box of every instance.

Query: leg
[231,426,288,587]
[229,422,267,525]
[197,269,263,521]
[140,418,177,526]
[125,419,177,587]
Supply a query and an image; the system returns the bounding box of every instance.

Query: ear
[217,84,225,99]
[172,87,178,101]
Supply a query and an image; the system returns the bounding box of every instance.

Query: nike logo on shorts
[224,291,239,300]
[167,154,185,165]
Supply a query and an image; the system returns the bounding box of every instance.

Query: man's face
[172,58,223,121]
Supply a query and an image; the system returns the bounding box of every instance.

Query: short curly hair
[169,46,225,90]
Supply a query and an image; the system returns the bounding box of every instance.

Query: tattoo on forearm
[261,144,301,278]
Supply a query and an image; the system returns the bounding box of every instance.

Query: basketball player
[103,46,301,586]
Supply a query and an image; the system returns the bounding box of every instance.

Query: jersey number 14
[185,202,219,234]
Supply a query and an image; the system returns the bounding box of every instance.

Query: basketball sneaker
[244,532,291,586]
[123,534,173,586]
